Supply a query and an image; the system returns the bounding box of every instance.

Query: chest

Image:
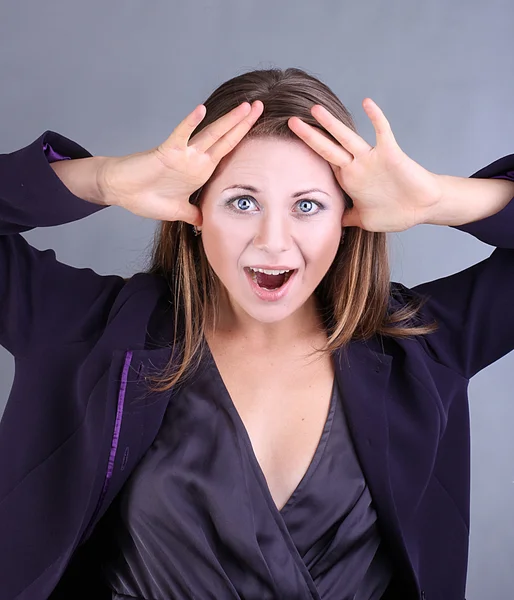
[207,341,335,511]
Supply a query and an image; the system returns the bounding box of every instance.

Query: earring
[340,228,346,245]
[193,225,202,236]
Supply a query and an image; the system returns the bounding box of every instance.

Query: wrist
[422,174,514,227]
[51,155,112,206]
[422,174,466,226]
[95,156,122,206]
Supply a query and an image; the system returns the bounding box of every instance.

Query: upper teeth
[249,267,291,275]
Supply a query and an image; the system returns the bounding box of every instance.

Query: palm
[102,101,263,225]
[332,145,440,232]
[288,99,441,233]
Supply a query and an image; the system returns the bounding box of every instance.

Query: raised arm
[0,131,125,358]
[413,158,514,378]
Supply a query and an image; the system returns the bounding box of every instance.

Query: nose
[252,211,292,254]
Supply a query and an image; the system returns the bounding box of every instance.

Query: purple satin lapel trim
[43,142,71,163]
[82,350,132,543]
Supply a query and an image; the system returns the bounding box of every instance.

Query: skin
[197,137,346,348]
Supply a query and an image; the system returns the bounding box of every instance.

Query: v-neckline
[204,342,337,516]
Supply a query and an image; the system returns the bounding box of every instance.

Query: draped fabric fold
[100,349,393,600]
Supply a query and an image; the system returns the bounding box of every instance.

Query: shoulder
[388,280,428,316]
[113,271,170,315]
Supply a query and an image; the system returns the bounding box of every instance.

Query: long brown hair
[144,67,436,393]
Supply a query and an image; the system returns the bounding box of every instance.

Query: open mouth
[244,267,296,290]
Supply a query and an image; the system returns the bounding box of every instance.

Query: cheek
[303,226,341,281]
[201,222,246,277]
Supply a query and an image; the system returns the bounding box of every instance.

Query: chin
[240,293,312,324]
[244,307,295,324]
[220,275,314,325]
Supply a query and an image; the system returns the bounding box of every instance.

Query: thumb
[341,208,362,228]
[178,202,203,227]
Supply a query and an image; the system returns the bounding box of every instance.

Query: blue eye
[298,200,315,213]
[296,199,324,215]
[227,196,256,211]
[236,197,254,210]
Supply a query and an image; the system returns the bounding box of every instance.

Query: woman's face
[199,137,346,325]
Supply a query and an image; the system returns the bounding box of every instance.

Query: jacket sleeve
[407,154,514,379]
[0,131,126,358]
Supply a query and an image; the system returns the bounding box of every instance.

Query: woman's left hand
[287,98,442,232]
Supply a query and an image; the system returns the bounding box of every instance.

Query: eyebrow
[221,184,330,198]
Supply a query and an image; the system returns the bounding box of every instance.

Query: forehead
[206,137,337,189]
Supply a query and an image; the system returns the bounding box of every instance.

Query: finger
[310,105,371,158]
[362,98,397,146]
[206,101,265,163]
[191,101,254,154]
[162,104,207,150]
[288,116,353,166]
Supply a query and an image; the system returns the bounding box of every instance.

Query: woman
[1,67,513,600]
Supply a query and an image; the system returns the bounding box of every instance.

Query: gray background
[1,1,513,597]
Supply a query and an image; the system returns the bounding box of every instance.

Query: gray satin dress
[99,345,394,599]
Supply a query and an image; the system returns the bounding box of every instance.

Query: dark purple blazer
[1,132,513,600]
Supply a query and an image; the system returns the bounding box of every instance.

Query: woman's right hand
[98,100,264,226]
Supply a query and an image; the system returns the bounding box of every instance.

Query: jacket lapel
[79,345,174,545]
[334,340,419,593]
